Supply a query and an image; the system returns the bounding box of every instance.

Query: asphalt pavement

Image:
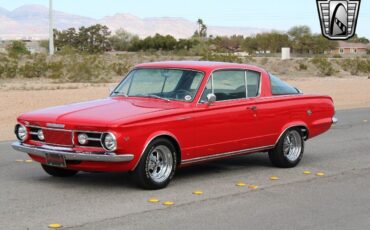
[0,108,369,230]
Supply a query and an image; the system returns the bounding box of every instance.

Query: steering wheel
[174,89,192,100]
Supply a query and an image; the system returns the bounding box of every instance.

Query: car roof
[134,61,266,73]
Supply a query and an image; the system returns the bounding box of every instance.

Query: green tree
[109,29,137,51]
[310,35,338,54]
[288,26,312,54]
[348,34,370,43]
[6,41,30,57]
[54,24,111,54]
[242,37,258,54]
[194,19,207,38]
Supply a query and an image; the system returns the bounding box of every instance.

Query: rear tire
[268,129,304,168]
[41,165,78,177]
[131,138,177,190]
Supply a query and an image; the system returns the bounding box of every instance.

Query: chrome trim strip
[26,125,72,133]
[86,137,101,142]
[197,68,263,104]
[332,117,338,124]
[181,145,274,165]
[27,125,105,134]
[11,142,134,163]
[46,123,65,129]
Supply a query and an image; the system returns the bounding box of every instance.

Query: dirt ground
[1,76,370,141]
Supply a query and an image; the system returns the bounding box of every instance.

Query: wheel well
[292,126,309,140]
[153,135,182,165]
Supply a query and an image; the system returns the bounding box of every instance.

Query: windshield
[111,68,205,102]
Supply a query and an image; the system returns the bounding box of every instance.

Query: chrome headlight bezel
[15,124,28,142]
[101,132,117,151]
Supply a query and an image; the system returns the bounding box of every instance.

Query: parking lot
[1,108,369,230]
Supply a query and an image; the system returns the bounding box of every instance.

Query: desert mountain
[0,4,265,40]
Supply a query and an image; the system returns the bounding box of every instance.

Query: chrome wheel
[283,130,303,162]
[147,145,174,183]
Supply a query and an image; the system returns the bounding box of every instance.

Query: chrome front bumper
[332,117,338,124]
[11,142,134,163]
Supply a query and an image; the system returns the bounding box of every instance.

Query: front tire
[131,138,177,190]
[41,164,79,177]
[268,129,304,168]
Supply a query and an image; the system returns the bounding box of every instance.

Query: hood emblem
[46,123,65,129]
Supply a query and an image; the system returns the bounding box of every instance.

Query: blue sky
[1,0,370,38]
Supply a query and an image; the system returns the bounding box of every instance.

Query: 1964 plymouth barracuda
[12,61,337,189]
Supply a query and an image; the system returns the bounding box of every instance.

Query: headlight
[78,133,88,145]
[101,133,117,151]
[15,124,28,142]
[37,129,45,141]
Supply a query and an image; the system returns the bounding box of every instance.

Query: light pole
[49,0,54,55]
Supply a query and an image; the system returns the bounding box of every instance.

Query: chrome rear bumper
[11,142,134,163]
[332,117,338,124]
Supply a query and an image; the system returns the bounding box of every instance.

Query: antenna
[49,0,54,55]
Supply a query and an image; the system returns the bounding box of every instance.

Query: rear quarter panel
[255,94,335,145]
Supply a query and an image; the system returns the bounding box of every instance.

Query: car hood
[18,97,181,127]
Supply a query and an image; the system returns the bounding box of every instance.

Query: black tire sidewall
[134,138,177,189]
[269,129,304,168]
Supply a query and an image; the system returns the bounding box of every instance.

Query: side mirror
[206,93,216,105]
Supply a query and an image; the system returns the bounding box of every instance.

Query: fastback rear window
[269,74,299,95]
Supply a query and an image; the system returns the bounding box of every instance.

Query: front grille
[76,132,103,148]
[43,129,73,146]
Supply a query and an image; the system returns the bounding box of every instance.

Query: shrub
[310,56,338,76]
[259,57,269,65]
[332,54,342,58]
[6,41,30,57]
[47,61,64,79]
[298,63,308,70]
[110,62,132,76]
[201,53,242,63]
[0,56,19,79]
[19,54,48,78]
[341,58,370,75]
[64,55,111,83]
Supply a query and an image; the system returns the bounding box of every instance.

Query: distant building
[331,41,369,55]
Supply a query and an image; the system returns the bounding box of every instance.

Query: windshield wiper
[113,91,128,97]
[146,95,170,102]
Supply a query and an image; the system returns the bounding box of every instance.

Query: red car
[12,61,337,189]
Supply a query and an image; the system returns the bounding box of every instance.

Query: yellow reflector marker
[162,201,174,206]
[192,191,204,195]
[236,182,247,187]
[148,198,159,203]
[248,185,258,190]
[316,172,325,177]
[303,170,312,175]
[48,223,62,229]
[270,176,279,180]
[25,160,33,163]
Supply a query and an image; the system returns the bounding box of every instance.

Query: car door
[191,69,259,159]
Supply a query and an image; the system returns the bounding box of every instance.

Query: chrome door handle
[246,106,257,111]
